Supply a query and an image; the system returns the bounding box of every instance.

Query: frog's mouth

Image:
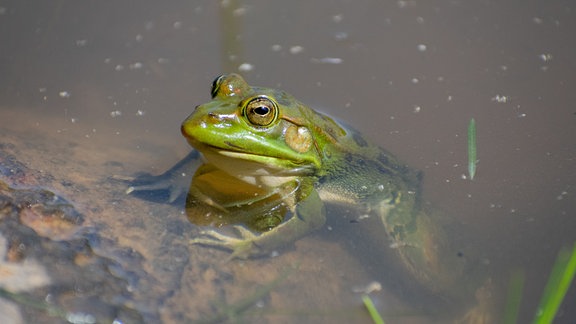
[197,143,315,177]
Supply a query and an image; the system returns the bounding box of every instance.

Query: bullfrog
[128,74,494,321]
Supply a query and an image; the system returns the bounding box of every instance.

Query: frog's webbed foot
[191,226,262,260]
[191,190,326,260]
[124,151,201,203]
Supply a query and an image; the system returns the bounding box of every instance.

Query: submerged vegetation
[503,243,576,324]
[362,294,385,324]
[533,242,576,323]
[360,243,576,324]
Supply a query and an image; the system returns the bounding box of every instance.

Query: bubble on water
[289,46,304,54]
[397,0,416,9]
[75,39,87,47]
[129,62,143,70]
[110,110,122,118]
[238,63,254,72]
[334,31,349,41]
[59,91,71,98]
[556,191,568,200]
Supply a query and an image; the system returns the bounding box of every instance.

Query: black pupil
[253,106,269,115]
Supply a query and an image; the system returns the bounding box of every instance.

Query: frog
[127,73,495,321]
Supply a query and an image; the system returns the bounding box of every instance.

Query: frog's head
[182,74,344,182]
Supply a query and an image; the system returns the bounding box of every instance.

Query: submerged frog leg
[126,150,202,202]
[191,190,326,259]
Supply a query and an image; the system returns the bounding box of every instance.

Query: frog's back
[316,119,422,207]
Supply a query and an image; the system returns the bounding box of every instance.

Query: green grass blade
[533,242,576,324]
[362,294,385,324]
[468,118,477,180]
[503,270,525,324]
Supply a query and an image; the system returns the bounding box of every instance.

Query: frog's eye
[210,75,225,98]
[243,96,278,127]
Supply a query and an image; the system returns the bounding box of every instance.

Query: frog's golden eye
[210,75,225,98]
[244,96,278,127]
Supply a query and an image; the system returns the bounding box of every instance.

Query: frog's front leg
[126,150,202,203]
[191,190,326,260]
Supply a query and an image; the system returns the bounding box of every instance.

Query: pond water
[1,1,575,323]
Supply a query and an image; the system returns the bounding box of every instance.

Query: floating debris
[310,57,343,64]
[491,95,508,103]
[110,110,122,118]
[539,53,553,62]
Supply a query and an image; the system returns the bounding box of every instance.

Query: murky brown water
[1,1,575,323]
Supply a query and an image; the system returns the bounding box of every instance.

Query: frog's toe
[191,228,243,245]
[191,226,259,259]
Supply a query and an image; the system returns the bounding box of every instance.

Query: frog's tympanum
[128,74,495,321]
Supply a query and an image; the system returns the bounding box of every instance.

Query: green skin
[129,74,493,319]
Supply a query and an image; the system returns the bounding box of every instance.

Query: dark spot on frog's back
[352,132,368,148]
[377,150,422,188]
[344,153,354,163]
[377,152,391,166]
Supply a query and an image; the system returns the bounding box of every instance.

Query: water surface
[1,1,575,323]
